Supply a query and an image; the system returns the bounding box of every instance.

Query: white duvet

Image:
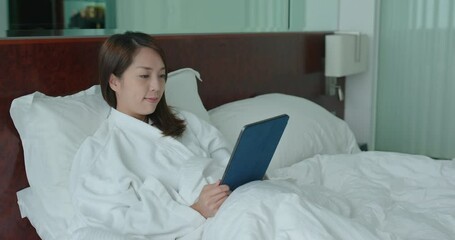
[203,152,455,240]
[49,107,455,240]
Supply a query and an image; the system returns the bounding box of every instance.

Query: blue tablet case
[220,114,289,190]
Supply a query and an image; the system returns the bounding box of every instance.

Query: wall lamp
[324,31,368,101]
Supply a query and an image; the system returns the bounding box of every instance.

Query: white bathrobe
[69,108,232,239]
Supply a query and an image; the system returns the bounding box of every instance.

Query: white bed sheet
[18,151,455,240]
[18,187,140,240]
[17,187,68,240]
[203,151,455,240]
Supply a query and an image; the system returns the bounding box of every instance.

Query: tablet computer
[220,114,289,190]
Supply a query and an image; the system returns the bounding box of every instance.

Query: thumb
[214,179,221,186]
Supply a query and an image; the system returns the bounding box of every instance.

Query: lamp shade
[325,33,368,77]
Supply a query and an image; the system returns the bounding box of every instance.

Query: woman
[69,32,231,239]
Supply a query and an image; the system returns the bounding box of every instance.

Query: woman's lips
[144,97,159,103]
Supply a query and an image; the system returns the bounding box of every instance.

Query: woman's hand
[191,180,230,218]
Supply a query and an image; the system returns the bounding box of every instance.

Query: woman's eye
[159,74,166,79]
[139,74,149,79]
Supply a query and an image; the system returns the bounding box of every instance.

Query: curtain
[376,0,455,159]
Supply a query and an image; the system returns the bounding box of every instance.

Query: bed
[1,32,454,240]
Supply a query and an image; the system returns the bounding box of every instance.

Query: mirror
[0,0,339,38]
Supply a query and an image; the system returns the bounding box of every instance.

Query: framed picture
[65,0,106,29]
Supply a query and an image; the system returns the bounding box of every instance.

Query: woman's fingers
[192,182,231,218]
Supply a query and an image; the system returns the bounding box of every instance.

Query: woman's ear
[109,74,120,91]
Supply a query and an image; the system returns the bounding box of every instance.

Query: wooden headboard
[0,32,343,239]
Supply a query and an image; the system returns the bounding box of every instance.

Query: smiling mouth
[144,97,159,103]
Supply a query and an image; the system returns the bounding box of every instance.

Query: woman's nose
[149,76,163,91]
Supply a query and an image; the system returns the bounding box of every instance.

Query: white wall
[0,0,7,37]
[338,0,380,148]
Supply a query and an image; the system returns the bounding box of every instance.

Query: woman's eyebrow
[136,66,152,70]
[135,66,165,71]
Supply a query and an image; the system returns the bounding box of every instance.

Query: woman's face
[109,47,165,121]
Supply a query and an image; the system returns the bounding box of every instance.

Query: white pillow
[209,93,360,170]
[165,68,210,122]
[11,85,109,228]
[10,68,209,237]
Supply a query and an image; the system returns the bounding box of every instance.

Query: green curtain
[376,0,455,159]
[114,0,289,34]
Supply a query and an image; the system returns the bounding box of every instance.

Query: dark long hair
[99,31,186,137]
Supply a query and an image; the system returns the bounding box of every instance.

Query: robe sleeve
[70,135,205,239]
[179,110,232,161]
